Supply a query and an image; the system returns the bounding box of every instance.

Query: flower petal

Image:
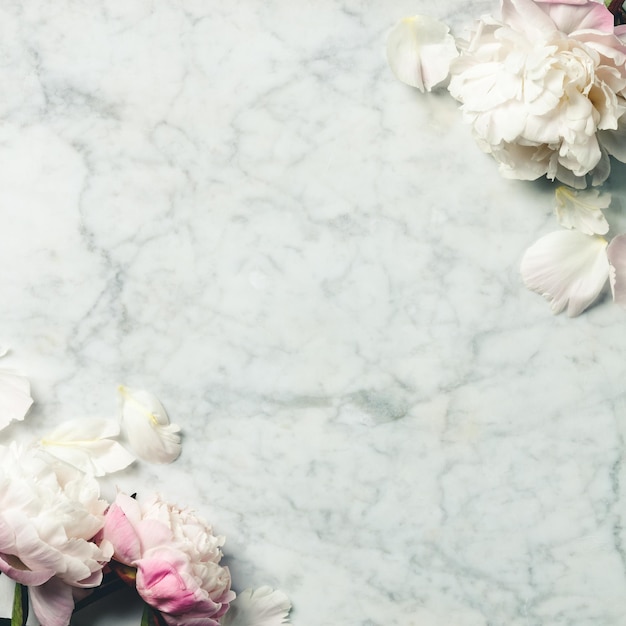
[221,587,291,626]
[29,577,75,626]
[607,233,626,308]
[118,386,181,464]
[386,15,458,92]
[554,185,611,235]
[39,418,135,476]
[0,367,33,432]
[520,230,609,316]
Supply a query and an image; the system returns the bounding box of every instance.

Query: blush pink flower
[448,0,626,187]
[102,493,234,626]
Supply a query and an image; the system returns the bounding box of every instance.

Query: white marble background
[2,0,626,624]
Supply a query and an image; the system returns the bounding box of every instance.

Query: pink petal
[0,554,54,586]
[607,234,626,308]
[535,0,614,33]
[102,501,143,565]
[29,578,74,626]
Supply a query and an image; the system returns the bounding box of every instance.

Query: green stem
[11,584,28,626]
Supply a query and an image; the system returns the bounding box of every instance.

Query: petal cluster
[102,493,234,626]
[0,444,111,626]
[448,0,626,186]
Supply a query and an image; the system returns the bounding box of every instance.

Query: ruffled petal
[118,386,181,464]
[221,587,292,626]
[386,15,458,92]
[520,230,609,316]
[554,185,610,235]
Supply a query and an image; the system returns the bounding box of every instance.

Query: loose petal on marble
[221,587,291,626]
[0,365,33,432]
[39,418,135,476]
[554,186,610,235]
[118,386,181,464]
[607,233,626,308]
[520,230,609,316]
[386,15,458,92]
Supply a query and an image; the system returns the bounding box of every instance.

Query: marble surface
[3,0,626,624]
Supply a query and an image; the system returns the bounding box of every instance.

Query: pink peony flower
[448,0,626,187]
[102,493,235,626]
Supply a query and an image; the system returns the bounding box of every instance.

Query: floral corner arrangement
[387,0,626,316]
[0,352,292,626]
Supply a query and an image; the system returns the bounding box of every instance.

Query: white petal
[386,15,458,92]
[39,417,135,476]
[118,385,181,464]
[554,186,611,235]
[0,368,33,431]
[607,234,626,309]
[221,587,292,626]
[520,230,609,316]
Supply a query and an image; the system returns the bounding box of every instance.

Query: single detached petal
[554,185,611,235]
[607,233,626,308]
[386,15,458,92]
[118,386,181,464]
[0,367,33,431]
[221,587,291,626]
[520,230,609,316]
[39,417,135,476]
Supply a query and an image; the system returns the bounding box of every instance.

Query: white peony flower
[448,0,626,187]
[0,444,112,626]
[386,15,459,92]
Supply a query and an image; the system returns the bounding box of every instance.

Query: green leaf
[140,605,168,626]
[11,583,28,626]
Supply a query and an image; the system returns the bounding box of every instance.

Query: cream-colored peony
[0,444,112,626]
[448,0,626,187]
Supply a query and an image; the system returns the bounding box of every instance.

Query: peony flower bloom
[0,444,112,626]
[448,0,626,187]
[102,493,234,626]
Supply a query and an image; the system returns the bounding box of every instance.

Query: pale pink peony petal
[221,587,292,626]
[520,230,609,316]
[535,0,614,34]
[29,578,74,626]
[386,15,458,92]
[607,233,626,308]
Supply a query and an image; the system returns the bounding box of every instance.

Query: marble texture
[2,0,626,624]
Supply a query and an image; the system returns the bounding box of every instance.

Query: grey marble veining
[2,1,626,624]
